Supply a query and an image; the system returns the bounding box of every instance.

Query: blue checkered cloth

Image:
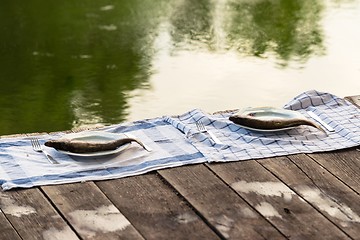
[0,90,359,190]
[164,90,360,162]
[0,119,204,190]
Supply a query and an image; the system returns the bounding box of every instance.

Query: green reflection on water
[170,0,324,65]
[0,0,326,135]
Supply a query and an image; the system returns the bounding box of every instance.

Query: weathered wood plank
[304,95,360,195]
[0,188,79,240]
[309,149,360,194]
[208,160,350,239]
[0,94,357,240]
[159,164,285,239]
[260,154,360,238]
[345,95,360,107]
[96,172,221,240]
[0,212,21,240]
[42,182,144,240]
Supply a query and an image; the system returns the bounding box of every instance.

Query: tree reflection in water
[170,0,324,66]
[0,0,327,135]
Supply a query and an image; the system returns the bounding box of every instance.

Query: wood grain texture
[96,172,221,240]
[0,94,358,240]
[345,95,360,108]
[159,164,285,240]
[208,160,350,240]
[260,154,360,239]
[309,149,360,194]
[307,95,360,195]
[0,212,21,240]
[42,182,144,240]
[0,188,78,240]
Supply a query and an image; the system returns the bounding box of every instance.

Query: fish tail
[307,120,327,135]
[123,134,152,152]
[132,139,152,152]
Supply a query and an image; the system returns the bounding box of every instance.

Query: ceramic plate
[234,124,296,132]
[55,131,131,157]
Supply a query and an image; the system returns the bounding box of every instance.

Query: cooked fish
[45,137,150,153]
[229,107,326,133]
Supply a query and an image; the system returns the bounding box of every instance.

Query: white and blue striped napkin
[164,90,360,163]
[0,118,204,190]
[0,90,359,190]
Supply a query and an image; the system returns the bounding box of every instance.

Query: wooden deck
[0,96,359,240]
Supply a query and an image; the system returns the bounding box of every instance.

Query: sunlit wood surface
[0,95,359,240]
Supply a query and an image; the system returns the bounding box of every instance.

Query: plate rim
[235,123,297,132]
[238,107,304,118]
[57,142,131,157]
[58,130,123,140]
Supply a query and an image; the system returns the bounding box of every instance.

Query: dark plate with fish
[45,131,150,157]
[229,107,325,133]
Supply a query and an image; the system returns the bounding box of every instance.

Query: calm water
[1,0,359,135]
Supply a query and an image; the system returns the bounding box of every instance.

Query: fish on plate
[229,107,325,133]
[45,131,151,153]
